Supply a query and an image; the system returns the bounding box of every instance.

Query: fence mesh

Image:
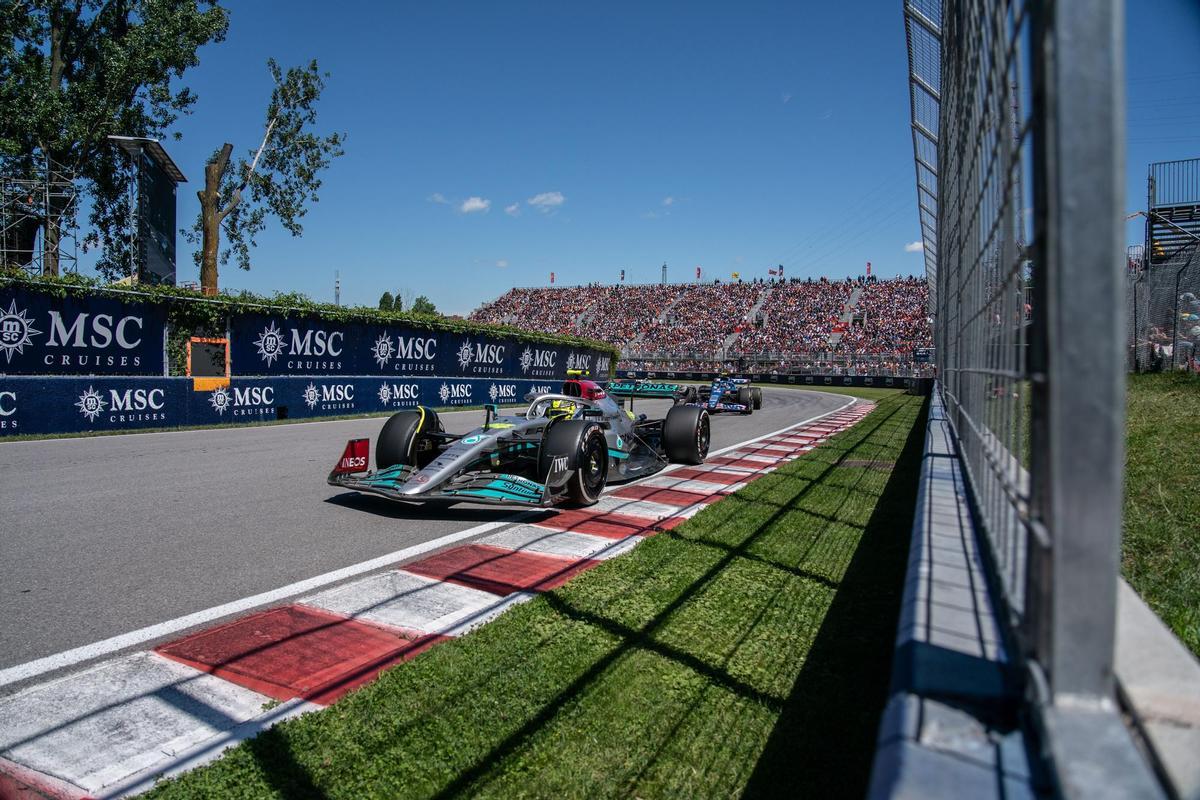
[921,0,1034,620]
[1129,242,1200,372]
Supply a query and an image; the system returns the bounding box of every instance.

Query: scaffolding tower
[0,158,79,276]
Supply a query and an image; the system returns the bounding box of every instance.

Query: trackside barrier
[0,376,559,437]
[868,389,1038,798]
[0,283,615,381]
[618,369,933,394]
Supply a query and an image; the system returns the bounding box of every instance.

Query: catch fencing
[902,0,1160,795]
[1128,242,1200,372]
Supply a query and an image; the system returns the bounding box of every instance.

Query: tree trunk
[199,143,232,294]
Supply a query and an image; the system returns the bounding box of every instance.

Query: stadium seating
[469,276,933,374]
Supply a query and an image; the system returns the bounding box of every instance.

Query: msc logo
[519,346,557,374]
[109,388,165,411]
[255,322,287,366]
[531,384,552,395]
[370,334,439,369]
[377,382,420,406]
[0,300,40,363]
[456,340,505,371]
[396,335,437,362]
[45,311,144,350]
[209,386,276,415]
[255,321,344,366]
[488,383,518,402]
[566,352,593,372]
[370,334,395,368]
[596,355,611,376]
[75,386,165,423]
[303,382,355,410]
[438,382,472,404]
[290,329,343,356]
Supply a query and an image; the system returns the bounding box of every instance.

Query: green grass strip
[1123,372,1200,657]
[145,393,928,800]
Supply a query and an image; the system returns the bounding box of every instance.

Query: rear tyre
[540,421,608,506]
[683,385,699,404]
[377,406,441,469]
[663,405,710,464]
[737,387,754,414]
[751,387,763,409]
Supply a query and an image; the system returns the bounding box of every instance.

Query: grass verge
[1123,371,1200,656]
[143,392,927,800]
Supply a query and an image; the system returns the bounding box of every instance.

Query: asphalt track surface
[0,387,848,676]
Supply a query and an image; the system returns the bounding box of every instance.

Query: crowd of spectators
[838,276,932,355]
[468,275,933,373]
[731,278,855,354]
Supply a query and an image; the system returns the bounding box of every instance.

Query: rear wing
[606,379,687,400]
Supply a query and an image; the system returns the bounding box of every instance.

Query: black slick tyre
[737,387,754,414]
[540,420,608,506]
[377,406,441,469]
[663,405,710,464]
[751,387,763,409]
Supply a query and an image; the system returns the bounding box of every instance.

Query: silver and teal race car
[608,375,761,415]
[329,374,710,507]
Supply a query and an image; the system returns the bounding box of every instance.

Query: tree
[378,291,394,311]
[410,295,437,316]
[394,287,413,312]
[187,58,343,293]
[0,1,229,277]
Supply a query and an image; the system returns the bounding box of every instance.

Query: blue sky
[75,0,1200,315]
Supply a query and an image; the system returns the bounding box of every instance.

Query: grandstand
[470,275,934,375]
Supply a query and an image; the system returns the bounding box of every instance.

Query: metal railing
[906,0,1161,795]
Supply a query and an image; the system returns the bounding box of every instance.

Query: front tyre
[540,421,609,506]
[751,387,763,409]
[663,405,710,464]
[377,406,442,469]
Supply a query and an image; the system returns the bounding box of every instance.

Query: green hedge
[1,273,619,376]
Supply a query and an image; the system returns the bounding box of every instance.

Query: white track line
[0,394,859,689]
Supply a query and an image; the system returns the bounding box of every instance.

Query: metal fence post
[1028,0,1126,701]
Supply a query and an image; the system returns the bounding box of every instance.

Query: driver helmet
[548,399,578,419]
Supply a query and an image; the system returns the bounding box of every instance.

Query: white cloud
[428,192,449,204]
[662,196,675,207]
[782,92,793,105]
[640,210,660,220]
[460,196,491,214]
[504,203,521,217]
[527,191,565,212]
[496,259,508,268]
[905,241,924,253]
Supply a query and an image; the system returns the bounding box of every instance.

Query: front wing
[328,439,551,506]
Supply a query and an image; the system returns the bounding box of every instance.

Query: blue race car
[696,374,762,415]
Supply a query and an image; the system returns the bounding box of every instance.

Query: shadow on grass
[742,395,929,799]
[423,401,912,799]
